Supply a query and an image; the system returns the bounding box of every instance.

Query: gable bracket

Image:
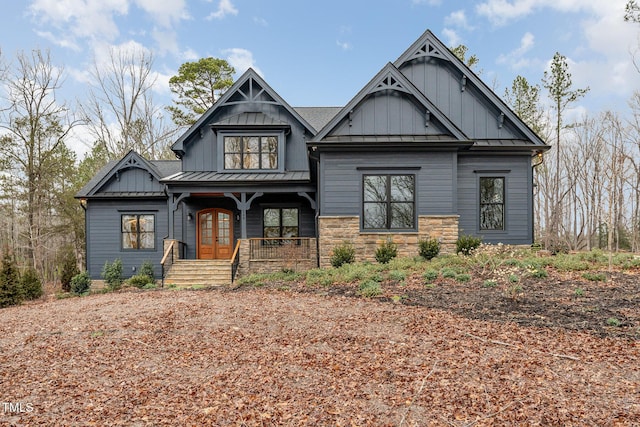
[297,192,317,210]
[498,112,505,129]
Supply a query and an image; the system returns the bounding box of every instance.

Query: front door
[197,208,233,259]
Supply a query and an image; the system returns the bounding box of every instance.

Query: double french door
[197,208,233,259]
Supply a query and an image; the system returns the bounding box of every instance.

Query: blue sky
[1,0,639,154]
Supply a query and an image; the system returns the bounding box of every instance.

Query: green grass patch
[358,280,382,297]
[455,273,471,283]
[582,272,607,282]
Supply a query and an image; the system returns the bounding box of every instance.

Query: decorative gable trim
[171,68,316,156]
[394,30,547,148]
[310,62,468,144]
[84,150,162,197]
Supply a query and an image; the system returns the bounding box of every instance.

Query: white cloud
[336,40,352,51]
[206,0,238,20]
[223,48,261,76]
[444,10,472,30]
[441,28,462,47]
[29,0,129,43]
[497,31,535,69]
[253,16,268,27]
[134,0,189,28]
[34,30,81,51]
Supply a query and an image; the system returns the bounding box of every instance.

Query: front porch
[161,237,317,286]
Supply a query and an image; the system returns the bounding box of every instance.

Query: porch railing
[249,237,314,260]
[230,239,242,283]
[160,240,185,287]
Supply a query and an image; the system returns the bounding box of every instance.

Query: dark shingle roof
[294,107,341,133]
[162,170,309,184]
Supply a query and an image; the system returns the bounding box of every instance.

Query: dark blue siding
[457,154,533,244]
[86,199,168,280]
[100,167,164,193]
[320,151,456,216]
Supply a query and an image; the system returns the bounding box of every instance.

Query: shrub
[456,235,482,255]
[455,273,471,283]
[441,268,457,279]
[375,240,397,264]
[139,260,156,283]
[483,279,498,288]
[70,271,91,295]
[418,238,440,260]
[59,246,79,293]
[388,270,406,282]
[101,258,123,291]
[530,268,548,279]
[0,251,22,308]
[21,268,43,300]
[330,241,356,268]
[127,273,154,289]
[422,269,438,282]
[358,279,382,297]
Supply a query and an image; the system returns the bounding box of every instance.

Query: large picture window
[122,214,155,250]
[224,136,278,170]
[480,177,505,230]
[263,208,299,238]
[363,174,415,230]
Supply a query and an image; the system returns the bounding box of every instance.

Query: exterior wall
[85,199,168,280]
[320,151,457,216]
[318,215,458,268]
[457,154,533,244]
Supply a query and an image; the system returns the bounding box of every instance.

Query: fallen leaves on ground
[1,288,638,426]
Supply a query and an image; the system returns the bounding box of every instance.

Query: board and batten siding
[319,151,457,217]
[398,60,523,141]
[457,154,533,244]
[86,199,168,280]
[180,103,311,173]
[100,167,165,194]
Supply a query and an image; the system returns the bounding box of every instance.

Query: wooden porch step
[163,259,232,287]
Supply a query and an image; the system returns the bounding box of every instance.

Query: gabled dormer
[171,69,318,175]
[310,62,472,151]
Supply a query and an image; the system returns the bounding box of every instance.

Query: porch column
[225,192,263,239]
[168,192,190,239]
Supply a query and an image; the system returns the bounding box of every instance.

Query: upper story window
[363,174,415,230]
[480,177,505,230]
[122,214,155,250]
[224,136,278,170]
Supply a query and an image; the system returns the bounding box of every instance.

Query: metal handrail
[230,239,242,283]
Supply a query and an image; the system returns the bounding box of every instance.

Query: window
[363,174,415,230]
[480,177,505,230]
[224,135,278,170]
[263,208,299,238]
[122,214,155,250]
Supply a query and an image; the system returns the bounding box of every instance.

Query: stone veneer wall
[318,215,459,268]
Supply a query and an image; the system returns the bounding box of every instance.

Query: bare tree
[0,49,82,270]
[83,46,178,160]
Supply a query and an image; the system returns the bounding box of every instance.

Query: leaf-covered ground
[1,284,638,426]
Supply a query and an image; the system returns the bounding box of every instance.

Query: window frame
[121,213,156,251]
[262,207,300,239]
[361,173,416,232]
[218,131,284,172]
[479,176,505,231]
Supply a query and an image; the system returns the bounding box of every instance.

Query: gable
[394,30,546,146]
[76,151,173,198]
[311,63,470,148]
[172,69,317,158]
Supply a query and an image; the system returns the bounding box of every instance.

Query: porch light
[187,213,193,221]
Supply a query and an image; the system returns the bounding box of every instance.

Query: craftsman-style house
[76,30,548,285]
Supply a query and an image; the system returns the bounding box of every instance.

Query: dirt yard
[1,278,638,426]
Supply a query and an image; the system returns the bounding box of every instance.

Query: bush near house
[375,240,397,264]
[70,271,91,295]
[101,259,123,291]
[418,238,440,260]
[330,241,356,268]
